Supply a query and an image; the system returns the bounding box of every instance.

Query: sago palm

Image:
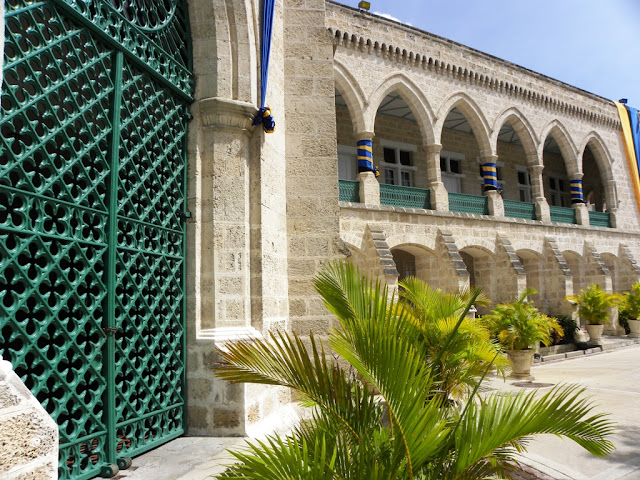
[215,262,614,480]
[566,284,621,325]
[483,288,563,351]
[397,276,509,400]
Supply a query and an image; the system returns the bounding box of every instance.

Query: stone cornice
[198,97,256,134]
[328,23,621,131]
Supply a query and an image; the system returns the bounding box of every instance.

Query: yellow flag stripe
[615,102,640,213]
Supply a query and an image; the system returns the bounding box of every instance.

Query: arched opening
[460,247,495,312]
[391,244,460,292]
[335,88,358,181]
[439,108,485,195]
[392,248,416,282]
[542,134,571,208]
[582,145,606,212]
[496,120,534,203]
[373,92,427,189]
[601,253,623,293]
[516,249,546,312]
[563,251,587,295]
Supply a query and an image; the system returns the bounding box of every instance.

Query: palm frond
[215,331,381,440]
[449,384,616,476]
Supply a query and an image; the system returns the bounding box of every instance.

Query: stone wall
[185,0,294,436]
[340,202,640,314]
[284,0,347,337]
[326,2,638,231]
[0,356,58,480]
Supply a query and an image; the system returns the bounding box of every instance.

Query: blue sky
[336,0,640,107]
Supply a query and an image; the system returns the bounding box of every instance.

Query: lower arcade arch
[391,244,462,293]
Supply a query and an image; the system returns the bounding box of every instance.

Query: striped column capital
[570,178,584,204]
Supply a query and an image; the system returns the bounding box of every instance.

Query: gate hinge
[102,327,120,335]
[180,211,192,220]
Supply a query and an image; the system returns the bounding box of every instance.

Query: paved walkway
[116,342,640,480]
[485,343,640,480]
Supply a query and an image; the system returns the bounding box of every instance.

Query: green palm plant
[483,288,562,351]
[215,262,614,480]
[397,276,509,400]
[566,284,621,325]
[622,282,640,319]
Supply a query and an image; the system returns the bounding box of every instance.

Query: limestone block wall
[326,2,640,231]
[0,355,58,480]
[186,0,292,436]
[340,203,640,313]
[284,0,348,337]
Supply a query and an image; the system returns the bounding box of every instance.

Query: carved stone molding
[198,97,257,134]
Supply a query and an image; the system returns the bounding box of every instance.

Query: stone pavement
[485,341,640,480]
[116,341,640,480]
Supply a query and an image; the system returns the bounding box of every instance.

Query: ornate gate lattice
[0,1,193,478]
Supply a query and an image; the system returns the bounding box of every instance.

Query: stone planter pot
[586,324,605,343]
[506,349,534,380]
[628,319,640,338]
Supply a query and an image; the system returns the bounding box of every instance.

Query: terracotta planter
[586,324,605,343]
[628,319,640,338]
[506,349,534,379]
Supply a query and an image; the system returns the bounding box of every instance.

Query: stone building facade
[2,0,640,477]
[187,0,640,438]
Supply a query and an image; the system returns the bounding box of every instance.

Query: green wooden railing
[338,180,360,202]
[448,193,489,215]
[504,199,536,220]
[380,184,431,209]
[589,211,612,228]
[549,205,577,224]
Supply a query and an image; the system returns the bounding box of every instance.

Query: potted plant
[622,283,640,338]
[484,288,562,379]
[566,284,621,343]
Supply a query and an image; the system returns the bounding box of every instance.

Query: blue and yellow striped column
[570,179,584,204]
[481,163,499,191]
[357,139,374,173]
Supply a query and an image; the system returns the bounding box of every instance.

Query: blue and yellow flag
[615,102,640,212]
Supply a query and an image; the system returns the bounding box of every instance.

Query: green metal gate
[1,1,193,478]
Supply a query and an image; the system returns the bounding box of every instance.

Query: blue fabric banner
[253,0,276,133]
[570,179,584,203]
[627,106,640,179]
[481,163,498,191]
[357,139,374,172]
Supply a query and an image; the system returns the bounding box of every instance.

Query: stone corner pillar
[528,164,550,222]
[535,197,551,223]
[358,171,380,205]
[573,202,590,226]
[485,190,504,217]
[0,355,58,478]
[424,143,449,211]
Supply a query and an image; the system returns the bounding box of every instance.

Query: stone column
[424,143,449,211]
[358,172,380,205]
[570,174,590,225]
[529,164,550,222]
[480,154,504,217]
[355,131,380,205]
[605,179,618,228]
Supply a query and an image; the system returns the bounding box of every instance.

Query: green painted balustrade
[380,184,431,209]
[550,205,577,224]
[503,199,537,220]
[589,211,612,228]
[448,192,489,215]
[338,180,360,202]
